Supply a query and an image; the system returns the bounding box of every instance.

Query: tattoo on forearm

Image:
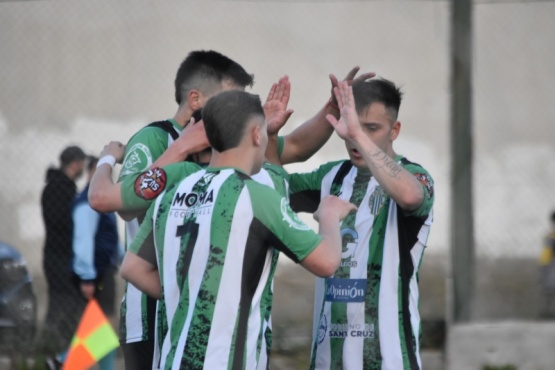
[370,150,402,178]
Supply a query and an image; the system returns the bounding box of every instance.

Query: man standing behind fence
[40,145,86,368]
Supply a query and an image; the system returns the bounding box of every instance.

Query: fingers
[343,66,360,81]
[354,72,376,82]
[329,73,339,88]
[265,82,277,103]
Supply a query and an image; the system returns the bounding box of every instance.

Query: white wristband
[96,155,116,169]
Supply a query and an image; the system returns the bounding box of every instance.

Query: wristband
[326,97,339,111]
[96,155,116,169]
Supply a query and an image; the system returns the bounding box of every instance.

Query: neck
[208,148,257,175]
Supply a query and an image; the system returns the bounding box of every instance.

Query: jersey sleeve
[248,182,322,263]
[128,202,157,266]
[288,161,342,213]
[120,162,201,211]
[118,127,170,181]
[403,163,435,217]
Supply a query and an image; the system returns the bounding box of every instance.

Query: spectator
[40,145,86,368]
[72,156,123,369]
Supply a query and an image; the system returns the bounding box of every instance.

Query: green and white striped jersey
[289,156,434,370]
[121,161,290,367]
[118,119,182,344]
[130,166,321,370]
[118,119,182,343]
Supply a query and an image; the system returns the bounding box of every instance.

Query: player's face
[345,101,400,169]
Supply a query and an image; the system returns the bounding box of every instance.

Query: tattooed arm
[326,81,424,211]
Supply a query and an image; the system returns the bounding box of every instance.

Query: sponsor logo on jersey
[280,198,310,231]
[414,173,434,199]
[121,143,153,176]
[317,314,328,344]
[340,228,358,268]
[368,186,385,215]
[134,167,167,200]
[327,322,375,339]
[169,190,214,217]
[325,278,367,302]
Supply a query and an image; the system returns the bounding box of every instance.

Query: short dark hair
[550,211,555,223]
[59,146,86,168]
[202,90,264,152]
[174,50,254,105]
[352,78,403,121]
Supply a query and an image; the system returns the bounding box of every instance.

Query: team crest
[368,186,385,215]
[280,198,311,231]
[134,167,167,200]
[120,143,153,176]
[414,173,434,199]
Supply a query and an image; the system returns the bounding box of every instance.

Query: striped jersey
[289,156,434,370]
[129,166,321,370]
[118,119,181,344]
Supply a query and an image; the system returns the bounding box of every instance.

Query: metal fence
[0,0,554,367]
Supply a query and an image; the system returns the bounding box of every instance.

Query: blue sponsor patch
[325,278,367,302]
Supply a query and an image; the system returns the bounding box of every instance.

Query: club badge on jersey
[134,167,167,200]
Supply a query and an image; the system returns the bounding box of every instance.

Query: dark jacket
[41,167,77,275]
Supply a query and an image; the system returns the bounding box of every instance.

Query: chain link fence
[0,0,554,368]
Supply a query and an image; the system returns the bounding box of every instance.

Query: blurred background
[0,1,554,369]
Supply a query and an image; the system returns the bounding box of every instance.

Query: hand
[329,66,376,106]
[177,117,210,154]
[80,282,95,300]
[314,195,357,222]
[326,81,363,143]
[101,141,126,163]
[264,75,294,136]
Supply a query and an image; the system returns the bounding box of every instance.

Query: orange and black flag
[62,299,119,370]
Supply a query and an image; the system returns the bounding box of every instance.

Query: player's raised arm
[264,75,294,165]
[151,117,209,168]
[327,81,424,211]
[88,141,126,213]
[278,67,376,165]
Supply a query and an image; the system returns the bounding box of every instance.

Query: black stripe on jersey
[290,161,353,213]
[397,206,427,370]
[290,190,320,213]
[176,221,200,279]
[232,218,272,370]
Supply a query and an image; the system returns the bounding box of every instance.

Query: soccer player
[283,79,435,369]
[113,50,254,370]
[120,90,356,369]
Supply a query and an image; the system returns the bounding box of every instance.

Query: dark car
[0,241,37,352]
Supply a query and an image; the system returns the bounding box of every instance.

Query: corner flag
[62,299,119,370]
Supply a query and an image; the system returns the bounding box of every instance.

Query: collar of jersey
[206,166,249,176]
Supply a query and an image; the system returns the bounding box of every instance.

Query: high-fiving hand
[264,75,294,136]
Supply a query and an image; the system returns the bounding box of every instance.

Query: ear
[187,90,203,112]
[390,121,401,141]
[252,123,262,146]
